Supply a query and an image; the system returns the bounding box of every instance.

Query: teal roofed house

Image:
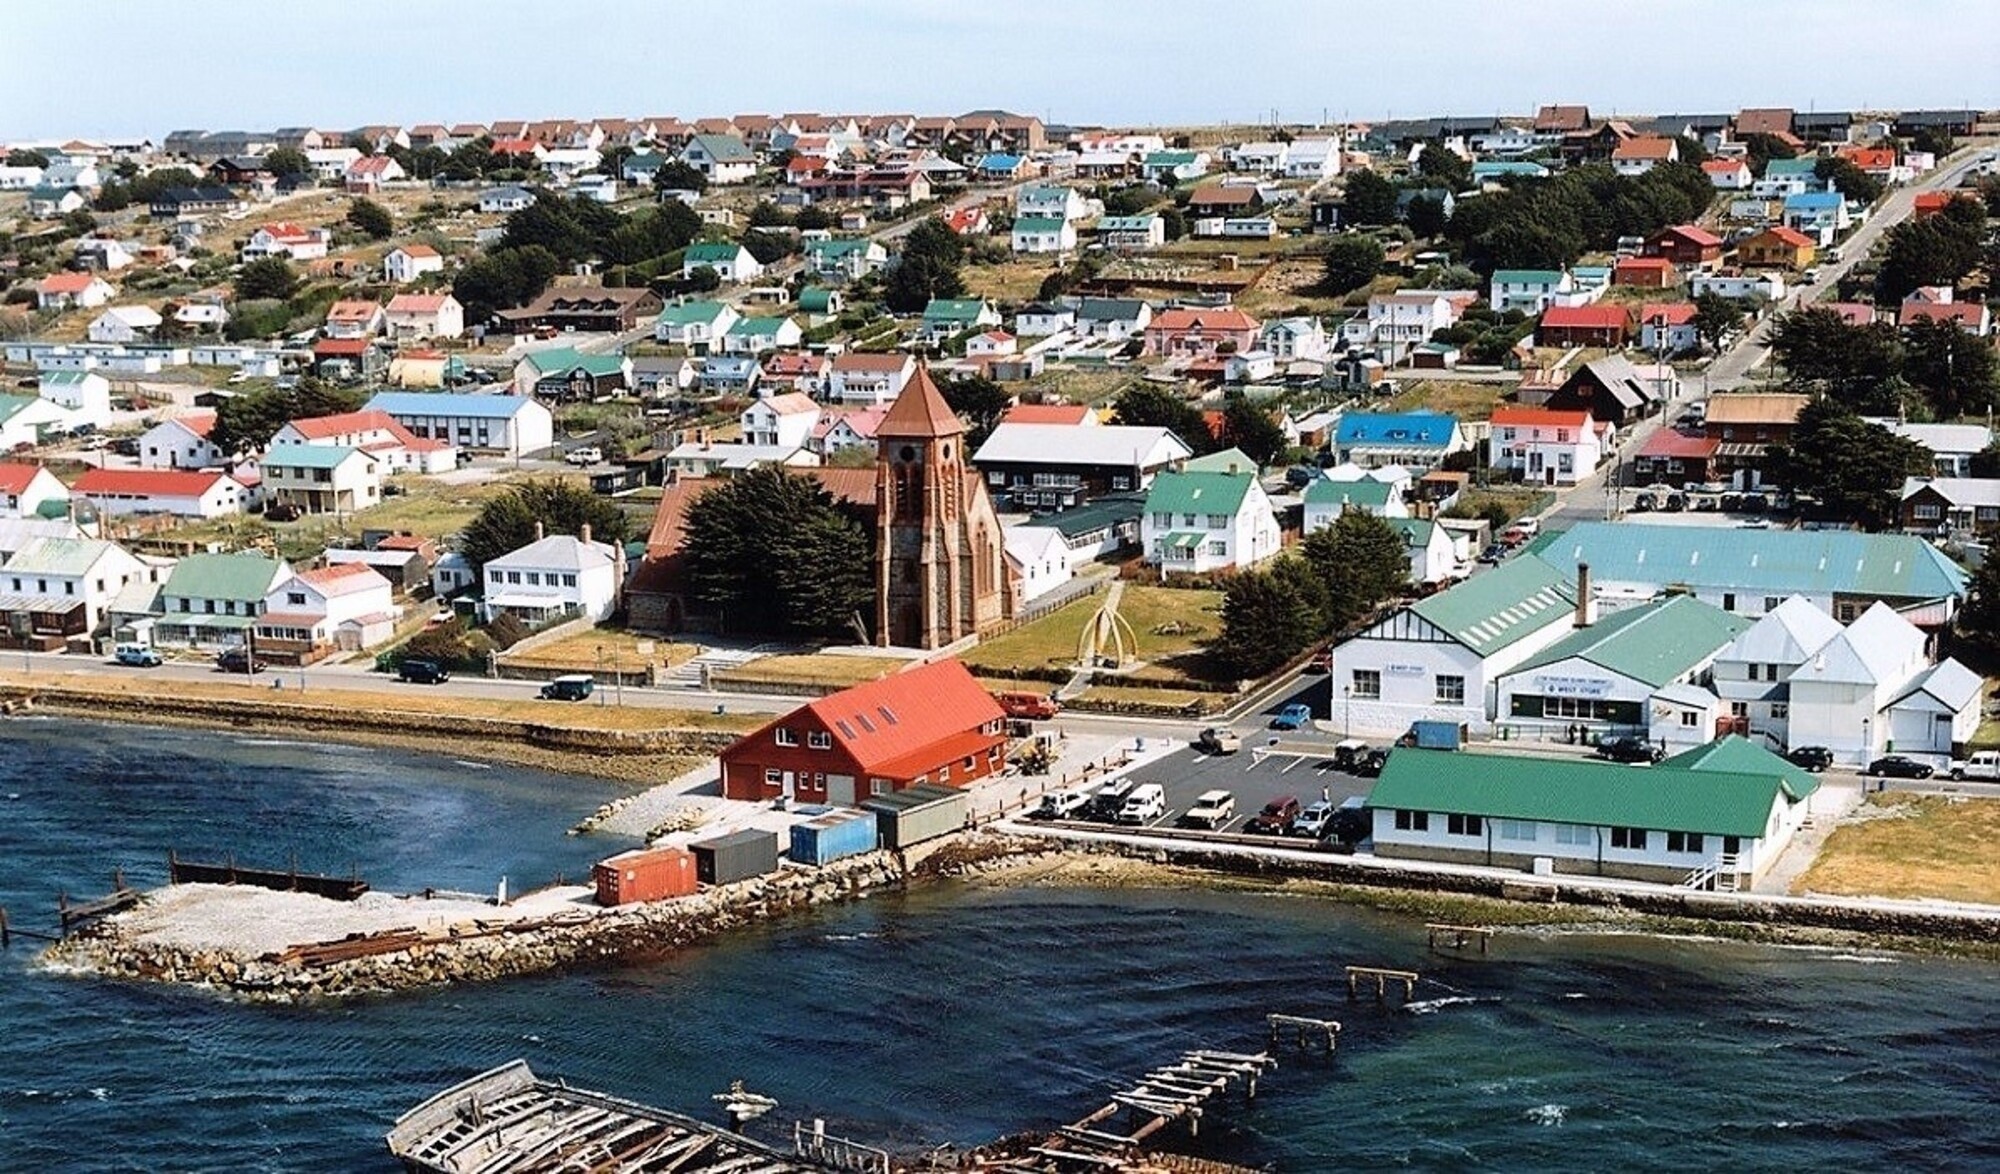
[653,299,740,350]
[798,286,842,316]
[1488,268,1574,313]
[803,236,887,280]
[1140,468,1280,573]
[721,315,803,355]
[518,346,632,401]
[681,240,763,283]
[1302,477,1407,530]
[1364,737,1820,887]
[155,552,293,646]
[921,297,1001,340]
[1010,215,1076,255]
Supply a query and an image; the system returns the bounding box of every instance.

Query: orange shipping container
[592,846,698,906]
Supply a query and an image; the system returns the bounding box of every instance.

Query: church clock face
[899,445,918,463]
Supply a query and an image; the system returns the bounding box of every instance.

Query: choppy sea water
[2,717,1997,1172]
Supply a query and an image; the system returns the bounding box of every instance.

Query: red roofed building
[1823,302,1877,327]
[241,222,329,262]
[384,292,466,340]
[1000,402,1094,427]
[72,467,249,518]
[1610,135,1679,175]
[943,206,991,235]
[1645,224,1724,267]
[1613,256,1679,289]
[1537,304,1632,348]
[1143,306,1260,358]
[1700,159,1753,190]
[1487,406,1612,485]
[1637,302,1700,353]
[719,658,1008,803]
[269,409,456,473]
[344,154,405,192]
[253,561,399,664]
[1633,427,1721,487]
[1899,289,1993,336]
[1835,146,1899,178]
[0,462,69,519]
[35,270,115,310]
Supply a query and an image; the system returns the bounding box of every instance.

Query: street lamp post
[596,643,607,707]
[1343,685,1352,739]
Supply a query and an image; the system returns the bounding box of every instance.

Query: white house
[1690,271,1786,302]
[1015,303,1076,337]
[36,272,115,310]
[1893,421,1999,478]
[254,562,400,659]
[740,392,822,449]
[479,186,537,214]
[1016,184,1089,222]
[1003,525,1075,604]
[654,300,740,350]
[85,306,162,344]
[1486,407,1609,486]
[1782,191,1851,245]
[1284,137,1342,180]
[34,370,112,430]
[1140,469,1281,574]
[682,242,763,283]
[1074,298,1153,340]
[71,467,249,518]
[1098,215,1165,251]
[1786,602,1933,766]
[383,293,466,341]
[1260,317,1333,362]
[1885,659,1983,763]
[1011,216,1077,255]
[261,444,384,515]
[383,244,445,284]
[1302,477,1409,533]
[1709,595,1846,748]
[826,352,916,406]
[719,316,803,356]
[269,408,456,474]
[1488,269,1574,314]
[432,550,475,600]
[481,531,622,624]
[0,536,150,636]
[0,393,71,451]
[966,331,1017,359]
[681,134,758,184]
[152,552,293,648]
[1360,293,1457,353]
[1229,142,1290,173]
[0,463,70,520]
[240,222,330,262]
[138,411,226,469]
[363,392,555,458]
[1388,518,1461,587]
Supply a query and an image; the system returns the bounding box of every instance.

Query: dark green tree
[347,198,393,240]
[1689,291,1741,353]
[1910,126,1956,158]
[794,204,834,231]
[1159,204,1187,241]
[1220,398,1286,468]
[451,244,561,321]
[1111,383,1214,453]
[1763,400,1934,529]
[1814,156,1884,205]
[1972,442,2000,480]
[1767,307,1904,408]
[1957,555,2000,662]
[1299,511,1410,628]
[1213,566,1324,678]
[1320,234,1383,295]
[263,147,310,179]
[747,201,791,228]
[939,374,1010,450]
[684,265,722,292]
[1903,316,1999,420]
[459,479,630,573]
[652,160,709,192]
[741,228,794,266]
[1403,194,1448,239]
[681,467,873,638]
[210,377,368,456]
[1876,212,1984,303]
[234,256,298,301]
[883,216,967,313]
[1414,141,1471,192]
[5,148,49,168]
[1340,169,1397,226]
[61,209,98,236]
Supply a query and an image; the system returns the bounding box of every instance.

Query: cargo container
[862,783,969,850]
[788,808,879,867]
[592,845,698,906]
[691,828,781,886]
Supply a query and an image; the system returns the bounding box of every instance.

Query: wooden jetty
[168,849,368,901]
[1032,1049,1275,1169]
[1266,1013,1340,1052]
[1426,923,1493,954]
[1345,965,1419,1002]
[57,871,140,934]
[385,1060,821,1174]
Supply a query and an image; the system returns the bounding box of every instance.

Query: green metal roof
[655,300,730,327]
[264,443,366,470]
[798,287,836,312]
[923,298,991,322]
[1184,447,1256,474]
[36,371,93,387]
[1659,735,1820,802]
[525,346,626,378]
[1144,151,1199,166]
[1493,269,1564,285]
[1304,479,1391,508]
[1406,555,1575,656]
[1027,491,1146,539]
[0,394,45,425]
[6,537,115,576]
[727,316,793,335]
[1098,214,1161,231]
[806,238,876,257]
[1367,746,1795,839]
[683,242,744,263]
[164,552,287,603]
[1012,216,1068,233]
[1509,595,1750,688]
[1162,531,1204,551]
[1531,522,1968,604]
[1144,470,1253,516]
[1387,517,1437,546]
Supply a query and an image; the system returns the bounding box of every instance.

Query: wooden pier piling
[1426,923,1492,954]
[1266,1013,1340,1051]
[1346,965,1419,1002]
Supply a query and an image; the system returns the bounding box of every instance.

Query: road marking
[1280,755,1304,774]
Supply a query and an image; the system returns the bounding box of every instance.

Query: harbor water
[3,717,1998,1171]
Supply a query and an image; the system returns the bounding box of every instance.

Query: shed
[862,783,969,850]
[690,828,780,886]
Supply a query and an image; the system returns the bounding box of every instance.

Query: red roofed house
[965,330,1016,359]
[719,658,1008,804]
[0,462,69,519]
[943,206,991,235]
[1610,135,1680,175]
[1637,302,1700,354]
[344,154,406,192]
[269,409,457,474]
[1701,159,1753,190]
[1144,307,1261,358]
[762,352,832,396]
[324,299,386,339]
[137,410,225,469]
[1899,288,1993,337]
[383,243,444,284]
[1646,224,1725,268]
[1633,427,1720,487]
[35,271,115,310]
[1835,145,1902,180]
[1823,302,1877,327]
[384,292,466,340]
[1613,256,1679,289]
[1537,304,1632,348]
[1186,184,1262,217]
[71,467,249,518]
[254,561,400,664]
[311,336,380,379]
[827,351,916,405]
[811,406,890,456]
[1737,226,1817,270]
[241,222,329,262]
[1911,191,1961,218]
[1487,406,1612,485]
[1001,402,1094,427]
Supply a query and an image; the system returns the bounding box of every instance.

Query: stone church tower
[874,363,1011,648]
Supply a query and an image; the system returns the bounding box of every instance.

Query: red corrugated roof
[1539,305,1631,329]
[0,462,50,494]
[1150,307,1259,332]
[313,338,370,356]
[1002,403,1091,426]
[386,293,450,313]
[1490,406,1591,428]
[38,271,101,293]
[1658,224,1723,247]
[74,468,233,497]
[1755,226,1816,248]
[782,659,1004,775]
[298,562,386,594]
[1639,302,1698,326]
[1615,257,1675,272]
[286,409,412,442]
[1637,430,1720,459]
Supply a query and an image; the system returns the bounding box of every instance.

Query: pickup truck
[1948,751,2000,781]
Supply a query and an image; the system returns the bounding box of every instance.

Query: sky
[4,0,1997,140]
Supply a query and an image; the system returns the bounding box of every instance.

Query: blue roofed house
[1140,468,1281,574]
[1334,412,1469,470]
[1782,190,1851,246]
[977,153,1029,181]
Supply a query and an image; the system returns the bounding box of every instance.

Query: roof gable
[1402,556,1576,656]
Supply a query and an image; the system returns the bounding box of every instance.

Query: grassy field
[499,628,700,674]
[962,585,1224,682]
[962,257,1066,304]
[1798,795,2000,905]
[709,653,908,691]
[1383,379,1508,421]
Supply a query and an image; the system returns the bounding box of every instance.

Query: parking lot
[1034,739,1380,839]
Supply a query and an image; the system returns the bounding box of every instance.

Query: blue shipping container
[788,809,878,866]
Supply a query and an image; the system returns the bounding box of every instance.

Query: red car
[995,691,1060,720]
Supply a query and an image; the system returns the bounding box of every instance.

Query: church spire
[877,359,964,438]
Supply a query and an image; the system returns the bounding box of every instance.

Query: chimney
[580,521,592,546]
[1574,561,1596,627]
[534,520,545,542]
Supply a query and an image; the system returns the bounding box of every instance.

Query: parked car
[1631,493,1655,512]
[1477,544,1507,564]
[264,502,302,523]
[539,674,594,701]
[1291,799,1336,839]
[1785,745,1834,773]
[112,643,161,668]
[995,691,1060,720]
[215,647,268,674]
[1088,778,1138,821]
[1285,466,1318,489]
[1865,755,1933,779]
[1115,782,1166,825]
[1327,796,1370,845]
[1593,735,1664,764]
[398,658,451,685]
[1348,748,1389,778]
[111,438,141,457]
[1269,703,1312,731]
[1948,751,2000,781]
[1195,727,1242,755]
[1180,789,1237,830]
[565,446,602,466]
[1029,786,1094,821]
[1245,796,1302,835]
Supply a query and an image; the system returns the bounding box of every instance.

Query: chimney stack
[1575,561,1596,627]
[580,521,592,545]
[534,520,545,542]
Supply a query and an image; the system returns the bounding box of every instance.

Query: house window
[1611,827,1649,850]
[1153,512,1172,527]
[1667,831,1705,854]
[561,574,577,587]
[1351,669,1381,699]
[1206,514,1229,529]
[1680,711,1699,727]
[1764,597,1781,612]
[1722,593,1736,611]
[1181,513,1197,527]
[763,768,783,785]
[1770,702,1789,720]
[938,764,950,782]
[287,592,306,606]
[1446,813,1482,836]
[807,730,832,749]
[1205,541,1228,556]
[1913,503,1942,521]
[870,778,890,795]
[1435,675,1465,704]
[1763,663,1779,681]
[1394,809,1428,832]
[775,727,798,747]
[1498,820,1536,843]
[1723,836,1741,855]
[1553,824,1593,846]
[1730,701,1747,717]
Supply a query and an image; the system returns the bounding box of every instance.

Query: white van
[1032,786,1094,821]
[1116,783,1166,825]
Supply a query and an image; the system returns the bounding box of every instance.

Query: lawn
[709,653,908,691]
[962,257,1067,304]
[1797,795,2000,905]
[962,585,1224,683]
[1382,379,1508,421]
[499,628,701,674]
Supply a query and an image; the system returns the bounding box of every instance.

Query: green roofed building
[1494,594,1751,733]
[1140,468,1280,573]
[920,297,1000,340]
[155,552,293,647]
[1365,737,1819,887]
[1302,476,1407,529]
[518,346,633,401]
